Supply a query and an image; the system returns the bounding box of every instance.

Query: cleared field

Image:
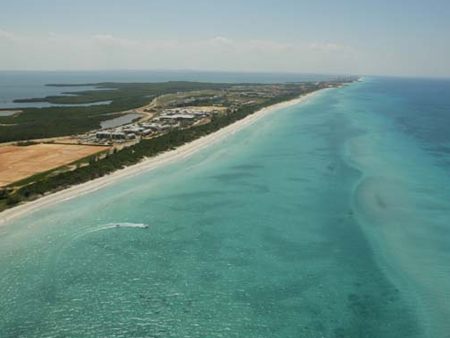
[0,144,109,187]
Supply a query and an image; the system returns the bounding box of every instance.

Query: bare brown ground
[0,144,109,187]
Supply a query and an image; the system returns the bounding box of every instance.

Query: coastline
[0,89,327,226]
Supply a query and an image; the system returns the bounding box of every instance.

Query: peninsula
[0,79,355,213]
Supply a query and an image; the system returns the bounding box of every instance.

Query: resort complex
[0,79,352,211]
[1,0,450,336]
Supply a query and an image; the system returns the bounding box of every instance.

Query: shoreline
[0,89,328,226]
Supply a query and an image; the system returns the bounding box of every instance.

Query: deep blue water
[0,76,450,337]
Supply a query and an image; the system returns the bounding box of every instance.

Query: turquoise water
[1,77,450,337]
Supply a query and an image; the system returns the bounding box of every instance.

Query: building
[96,131,112,139]
[159,114,195,121]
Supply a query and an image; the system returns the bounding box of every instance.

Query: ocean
[1,76,450,337]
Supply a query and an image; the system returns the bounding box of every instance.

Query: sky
[0,0,449,77]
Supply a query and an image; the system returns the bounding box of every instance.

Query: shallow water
[1,77,449,337]
[0,72,112,109]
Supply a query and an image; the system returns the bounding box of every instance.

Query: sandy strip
[0,89,327,225]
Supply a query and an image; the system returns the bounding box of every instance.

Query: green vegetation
[0,82,231,142]
[16,140,38,146]
[0,79,356,211]
[0,87,314,210]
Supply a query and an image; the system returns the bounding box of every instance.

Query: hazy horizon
[1,0,450,78]
[1,70,450,82]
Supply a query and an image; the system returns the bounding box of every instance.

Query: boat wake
[104,222,150,229]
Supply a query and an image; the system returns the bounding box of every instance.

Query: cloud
[92,34,134,47]
[308,42,345,52]
[0,29,359,74]
[0,28,448,77]
[210,36,233,45]
[0,29,19,43]
[92,34,117,44]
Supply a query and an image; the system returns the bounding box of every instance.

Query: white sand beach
[0,89,326,225]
